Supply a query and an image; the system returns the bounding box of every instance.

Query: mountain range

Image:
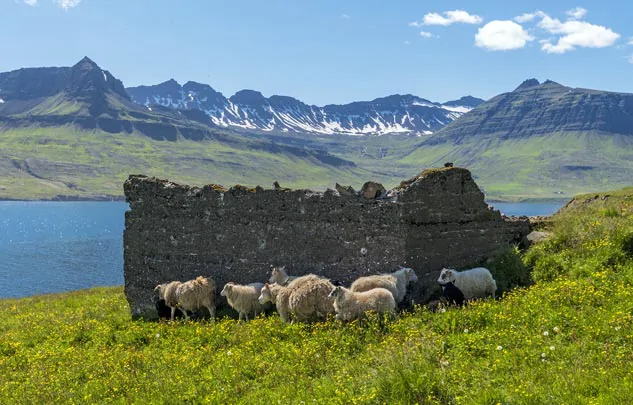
[126,81,483,136]
[1,56,632,201]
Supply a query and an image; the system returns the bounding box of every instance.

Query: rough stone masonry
[123,167,530,320]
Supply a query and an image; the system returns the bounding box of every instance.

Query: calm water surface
[0,202,128,298]
[0,200,565,299]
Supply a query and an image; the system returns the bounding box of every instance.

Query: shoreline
[0,195,127,202]
[0,195,570,204]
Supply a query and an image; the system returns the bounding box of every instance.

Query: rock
[335,183,356,196]
[526,231,552,245]
[360,181,386,199]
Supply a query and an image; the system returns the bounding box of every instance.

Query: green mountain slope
[0,126,371,200]
[2,58,633,201]
[400,80,633,200]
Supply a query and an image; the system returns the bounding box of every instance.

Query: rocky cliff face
[127,80,484,136]
[0,57,225,140]
[433,79,633,141]
[123,167,529,320]
[0,57,129,104]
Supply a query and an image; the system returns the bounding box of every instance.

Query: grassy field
[1,188,633,403]
[2,124,633,201]
[0,126,401,200]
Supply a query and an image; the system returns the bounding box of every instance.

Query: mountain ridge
[126,79,485,136]
[428,78,633,143]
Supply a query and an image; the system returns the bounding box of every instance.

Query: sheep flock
[154,265,498,323]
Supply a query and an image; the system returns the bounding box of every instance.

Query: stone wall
[123,168,529,320]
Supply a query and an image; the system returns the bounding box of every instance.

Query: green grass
[2,124,633,201]
[0,126,402,200]
[402,131,633,201]
[2,188,633,403]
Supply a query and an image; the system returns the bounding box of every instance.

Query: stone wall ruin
[123,167,530,320]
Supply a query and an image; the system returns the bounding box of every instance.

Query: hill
[0,58,373,200]
[400,79,633,200]
[1,187,632,403]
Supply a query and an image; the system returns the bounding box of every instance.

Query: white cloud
[628,37,633,45]
[404,41,411,45]
[419,31,436,39]
[514,11,546,23]
[341,13,350,19]
[566,7,588,20]
[23,0,38,5]
[55,0,82,10]
[628,55,633,64]
[475,20,534,51]
[538,15,620,53]
[410,9,483,27]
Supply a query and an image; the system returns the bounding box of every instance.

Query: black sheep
[440,281,465,307]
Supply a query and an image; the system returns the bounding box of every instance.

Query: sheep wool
[437,267,497,300]
[258,283,292,322]
[175,276,216,320]
[287,276,335,322]
[329,286,396,322]
[350,266,418,303]
[155,280,183,321]
[221,282,266,321]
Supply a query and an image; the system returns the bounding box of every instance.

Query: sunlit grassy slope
[1,124,632,201]
[0,126,399,200]
[1,188,633,403]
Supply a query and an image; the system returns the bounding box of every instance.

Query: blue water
[487,202,565,217]
[0,202,128,298]
[0,200,566,299]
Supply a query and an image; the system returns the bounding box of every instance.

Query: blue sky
[1,0,632,105]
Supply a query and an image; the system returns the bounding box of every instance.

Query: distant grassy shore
[1,187,633,403]
[2,127,632,202]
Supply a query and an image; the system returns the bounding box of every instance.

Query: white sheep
[220,282,266,321]
[155,280,183,321]
[258,283,292,322]
[437,267,497,300]
[268,266,297,286]
[155,276,216,321]
[287,276,335,322]
[258,275,335,323]
[328,286,396,322]
[350,266,418,303]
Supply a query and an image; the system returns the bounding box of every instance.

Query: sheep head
[437,268,456,285]
[220,282,234,297]
[328,286,343,299]
[403,267,418,284]
[258,283,273,304]
[268,266,287,284]
[154,283,167,300]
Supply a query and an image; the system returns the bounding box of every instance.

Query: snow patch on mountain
[126,81,484,136]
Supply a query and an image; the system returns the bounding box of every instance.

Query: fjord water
[0,202,128,298]
[0,201,565,299]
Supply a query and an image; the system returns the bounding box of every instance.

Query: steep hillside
[401,80,633,200]
[127,80,484,136]
[434,79,633,141]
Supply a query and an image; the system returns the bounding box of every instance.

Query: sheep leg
[206,306,215,321]
[170,307,176,321]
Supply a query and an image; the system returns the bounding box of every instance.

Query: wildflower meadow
[1,188,633,404]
